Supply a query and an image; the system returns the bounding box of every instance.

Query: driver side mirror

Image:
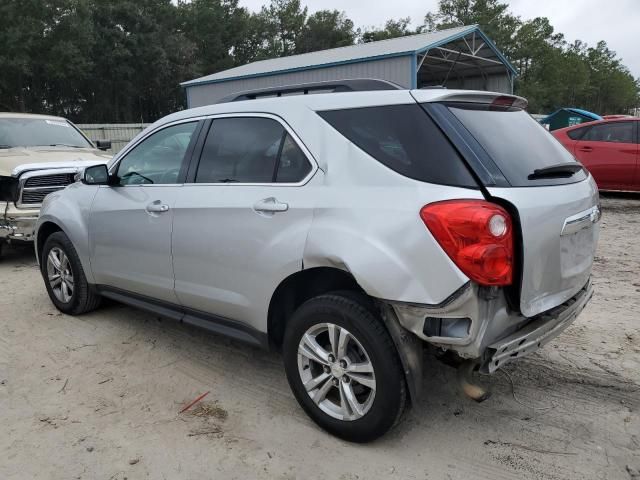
[95,139,112,151]
[82,164,111,185]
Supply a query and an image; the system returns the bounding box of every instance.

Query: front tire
[283,292,406,442]
[41,231,101,315]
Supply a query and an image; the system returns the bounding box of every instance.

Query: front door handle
[146,201,170,213]
[578,146,593,152]
[253,197,289,214]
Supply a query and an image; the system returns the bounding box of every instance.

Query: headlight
[0,176,19,202]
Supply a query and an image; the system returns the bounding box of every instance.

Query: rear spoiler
[433,92,528,109]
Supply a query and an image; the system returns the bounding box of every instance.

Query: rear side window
[318,105,477,188]
[581,122,634,143]
[567,126,590,140]
[446,104,587,187]
[195,117,311,183]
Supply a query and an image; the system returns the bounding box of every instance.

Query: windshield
[445,104,587,187]
[0,118,93,149]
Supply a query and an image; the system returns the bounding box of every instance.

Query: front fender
[36,183,99,283]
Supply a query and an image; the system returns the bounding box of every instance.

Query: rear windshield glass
[318,104,477,188]
[447,104,587,187]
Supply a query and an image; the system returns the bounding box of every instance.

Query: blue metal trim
[411,52,418,89]
[413,25,518,77]
[182,25,518,88]
[474,28,519,76]
[182,52,416,88]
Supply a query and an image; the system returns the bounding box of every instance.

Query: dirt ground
[0,195,638,480]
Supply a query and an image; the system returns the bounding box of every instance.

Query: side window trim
[109,117,205,185]
[271,130,288,183]
[186,113,317,186]
[185,118,213,183]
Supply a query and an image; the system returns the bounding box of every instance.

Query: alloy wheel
[47,247,74,303]
[297,322,376,421]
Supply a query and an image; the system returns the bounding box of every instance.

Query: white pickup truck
[0,113,111,256]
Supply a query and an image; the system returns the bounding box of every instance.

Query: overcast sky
[239,0,640,78]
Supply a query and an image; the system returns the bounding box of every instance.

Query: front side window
[116,122,197,185]
[195,117,311,184]
[581,122,634,143]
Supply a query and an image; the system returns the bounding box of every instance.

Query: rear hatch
[414,91,600,317]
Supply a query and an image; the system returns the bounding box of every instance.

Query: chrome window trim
[190,112,318,188]
[108,112,318,188]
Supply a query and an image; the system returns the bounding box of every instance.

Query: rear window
[567,126,591,140]
[581,122,634,143]
[446,104,587,187]
[318,104,477,188]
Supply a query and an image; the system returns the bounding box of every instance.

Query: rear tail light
[420,200,513,286]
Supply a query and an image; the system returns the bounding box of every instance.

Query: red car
[553,117,639,191]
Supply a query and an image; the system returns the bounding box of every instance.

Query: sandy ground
[0,195,638,480]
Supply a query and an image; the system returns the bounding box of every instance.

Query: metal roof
[182,24,517,87]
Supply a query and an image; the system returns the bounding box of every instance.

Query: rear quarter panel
[300,119,482,304]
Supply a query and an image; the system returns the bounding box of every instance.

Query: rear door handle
[578,146,593,152]
[253,197,289,214]
[146,201,170,213]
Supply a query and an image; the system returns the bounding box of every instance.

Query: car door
[171,115,318,331]
[634,120,640,191]
[574,121,637,190]
[89,120,202,302]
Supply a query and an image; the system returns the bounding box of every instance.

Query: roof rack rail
[216,78,403,103]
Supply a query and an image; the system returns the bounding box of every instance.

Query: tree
[257,0,307,58]
[296,10,355,54]
[423,0,639,114]
[361,18,416,43]
[423,0,520,58]
[0,0,636,121]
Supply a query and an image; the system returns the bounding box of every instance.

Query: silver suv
[35,82,599,442]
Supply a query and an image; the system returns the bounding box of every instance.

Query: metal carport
[182,24,517,107]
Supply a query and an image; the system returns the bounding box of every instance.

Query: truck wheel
[41,231,101,315]
[283,292,406,442]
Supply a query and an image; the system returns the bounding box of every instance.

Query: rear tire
[283,292,406,442]
[41,232,101,315]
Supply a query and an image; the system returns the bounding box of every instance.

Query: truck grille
[19,172,76,207]
[24,173,75,188]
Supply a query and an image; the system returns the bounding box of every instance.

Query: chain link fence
[75,123,151,154]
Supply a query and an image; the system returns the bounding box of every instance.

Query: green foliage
[423,0,639,114]
[361,18,416,43]
[0,0,637,121]
[297,10,355,54]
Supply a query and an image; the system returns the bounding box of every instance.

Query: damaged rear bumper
[388,279,593,372]
[481,281,593,373]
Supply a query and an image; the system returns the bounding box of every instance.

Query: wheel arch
[267,266,364,349]
[268,266,423,405]
[36,221,64,265]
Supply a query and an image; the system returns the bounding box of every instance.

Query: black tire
[283,292,406,442]
[41,231,101,315]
